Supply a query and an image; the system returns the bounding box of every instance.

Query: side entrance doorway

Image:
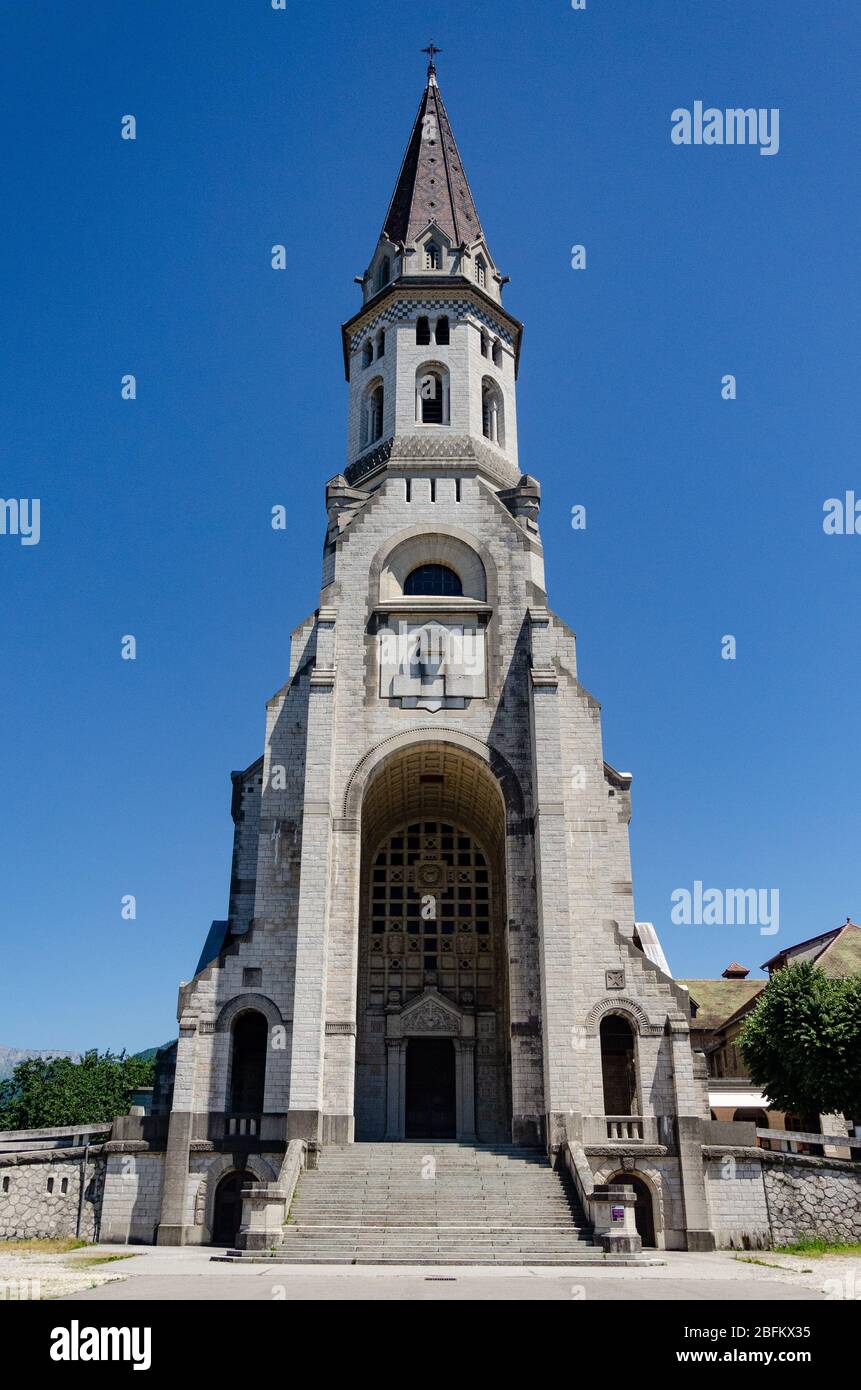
[211,1169,254,1246]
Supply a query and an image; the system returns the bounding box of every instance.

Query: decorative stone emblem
[606,968,625,990]
[378,618,486,711]
[417,862,443,888]
[409,1000,454,1032]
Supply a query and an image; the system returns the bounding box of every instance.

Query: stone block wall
[99,1152,165,1244]
[704,1153,771,1249]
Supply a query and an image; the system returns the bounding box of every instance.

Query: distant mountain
[0,1046,80,1081]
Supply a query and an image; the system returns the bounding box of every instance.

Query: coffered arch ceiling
[360,741,505,860]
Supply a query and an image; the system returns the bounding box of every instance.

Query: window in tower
[362,340,374,368]
[404,565,463,596]
[475,256,487,289]
[364,380,384,446]
[492,338,503,368]
[435,316,450,345]
[376,329,386,358]
[480,330,489,358]
[416,365,450,425]
[416,316,431,346]
[481,378,504,447]
[378,256,391,290]
[424,241,441,271]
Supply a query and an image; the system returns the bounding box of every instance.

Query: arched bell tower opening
[354,741,512,1142]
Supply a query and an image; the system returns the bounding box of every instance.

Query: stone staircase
[221,1142,645,1265]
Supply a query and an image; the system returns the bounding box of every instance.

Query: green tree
[739,963,861,1119]
[0,1050,154,1130]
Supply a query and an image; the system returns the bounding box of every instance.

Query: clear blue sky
[1,1,859,1053]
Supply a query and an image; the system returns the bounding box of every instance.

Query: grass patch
[0,1238,89,1255]
[773,1238,861,1257]
[67,1253,137,1268]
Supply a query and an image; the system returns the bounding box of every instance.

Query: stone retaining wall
[0,1149,106,1241]
[763,1153,861,1247]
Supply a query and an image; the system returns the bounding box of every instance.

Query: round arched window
[404,564,463,597]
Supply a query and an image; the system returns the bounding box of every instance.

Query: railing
[604,1116,645,1142]
[756,1127,861,1153]
[225,1114,261,1138]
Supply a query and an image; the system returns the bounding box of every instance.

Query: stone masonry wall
[763,1154,861,1247]
[0,1150,106,1241]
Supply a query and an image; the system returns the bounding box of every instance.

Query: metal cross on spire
[422,43,442,79]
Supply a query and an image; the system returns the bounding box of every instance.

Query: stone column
[156,1015,198,1245]
[385,1039,405,1139]
[528,609,578,1150]
[286,611,336,1143]
[454,1038,476,1141]
[668,1021,715,1251]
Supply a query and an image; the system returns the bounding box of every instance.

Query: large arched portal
[354,742,512,1142]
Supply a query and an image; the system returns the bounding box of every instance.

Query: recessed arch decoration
[584,996,654,1037]
[376,528,488,603]
[415,361,450,425]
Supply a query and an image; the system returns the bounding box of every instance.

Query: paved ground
[16,1245,855,1300]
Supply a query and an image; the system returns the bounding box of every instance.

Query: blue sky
[1,1,859,1053]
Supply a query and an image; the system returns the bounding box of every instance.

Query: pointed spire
[382,56,487,251]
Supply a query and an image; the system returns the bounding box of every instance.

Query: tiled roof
[382,77,486,249]
[678,978,766,1032]
[761,921,861,976]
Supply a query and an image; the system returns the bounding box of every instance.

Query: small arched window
[364,379,384,446]
[416,366,450,425]
[424,242,441,271]
[475,256,487,288]
[480,330,489,358]
[362,340,374,369]
[481,379,504,447]
[376,329,385,358]
[416,316,431,346]
[404,564,463,596]
[435,316,450,345]
[378,256,391,290]
[492,339,503,368]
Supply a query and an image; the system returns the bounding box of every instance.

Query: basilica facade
[100,59,717,1253]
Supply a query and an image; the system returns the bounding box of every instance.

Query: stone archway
[353,739,512,1142]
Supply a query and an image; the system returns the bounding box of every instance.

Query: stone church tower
[101,56,716,1253]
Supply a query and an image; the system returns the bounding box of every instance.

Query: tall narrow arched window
[378,256,391,290]
[480,330,489,358]
[424,241,441,270]
[229,1011,268,1114]
[492,339,503,368]
[416,316,431,346]
[600,1015,637,1116]
[416,365,450,425]
[481,379,505,447]
[362,340,374,368]
[364,379,384,446]
[404,564,463,596]
[475,256,487,288]
[435,316,450,345]
[375,329,385,358]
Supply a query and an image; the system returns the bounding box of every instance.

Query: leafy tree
[739,963,861,1120]
[0,1050,154,1131]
